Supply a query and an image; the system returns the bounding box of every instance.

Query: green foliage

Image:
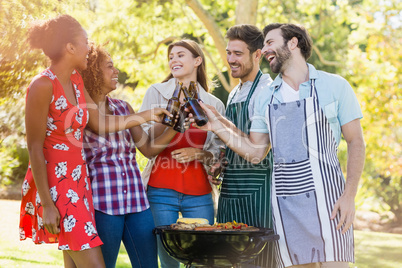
[0,0,46,100]
[257,0,351,73]
[87,0,235,90]
[345,0,402,219]
[88,0,188,87]
[0,136,29,186]
[0,0,92,186]
[0,0,92,99]
[1,0,401,222]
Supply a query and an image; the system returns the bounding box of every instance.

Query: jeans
[95,209,158,268]
[147,186,214,268]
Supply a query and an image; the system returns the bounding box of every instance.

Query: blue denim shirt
[250,63,363,145]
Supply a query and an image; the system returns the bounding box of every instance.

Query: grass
[1,199,401,268]
[354,230,402,268]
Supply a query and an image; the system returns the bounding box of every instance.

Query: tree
[0,0,92,184]
[88,0,355,91]
[1,0,401,224]
[77,0,402,222]
[345,0,402,221]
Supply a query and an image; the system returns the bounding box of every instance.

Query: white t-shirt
[280,80,299,102]
[227,73,273,118]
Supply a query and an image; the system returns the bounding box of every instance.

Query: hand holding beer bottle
[161,82,182,127]
[181,81,209,127]
[173,81,208,132]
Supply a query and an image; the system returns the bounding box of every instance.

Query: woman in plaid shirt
[82,43,171,268]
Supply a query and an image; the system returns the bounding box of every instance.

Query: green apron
[217,71,276,267]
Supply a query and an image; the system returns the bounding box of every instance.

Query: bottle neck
[181,86,192,99]
[188,81,198,97]
[172,82,182,99]
[193,89,200,100]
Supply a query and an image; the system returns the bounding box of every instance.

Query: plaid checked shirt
[83,97,149,215]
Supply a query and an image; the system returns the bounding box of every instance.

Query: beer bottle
[188,81,197,98]
[190,81,201,101]
[173,86,189,133]
[217,146,228,182]
[173,82,196,132]
[162,82,182,127]
[182,84,209,127]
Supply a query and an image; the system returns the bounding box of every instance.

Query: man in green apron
[207,24,276,268]
[197,23,365,268]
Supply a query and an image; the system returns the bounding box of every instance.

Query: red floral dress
[19,69,103,251]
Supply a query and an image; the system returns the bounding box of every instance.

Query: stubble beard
[235,56,255,80]
[270,44,291,74]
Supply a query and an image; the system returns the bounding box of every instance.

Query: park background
[0,0,401,267]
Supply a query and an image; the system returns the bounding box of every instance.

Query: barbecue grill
[154,225,279,267]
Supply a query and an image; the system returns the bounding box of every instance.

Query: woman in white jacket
[139,39,225,268]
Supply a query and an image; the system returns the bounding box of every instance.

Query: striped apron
[217,71,276,267]
[266,80,354,267]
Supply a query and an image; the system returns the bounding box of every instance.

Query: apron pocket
[274,159,315,196]
[219,167,270,227]
[277,190,325,265]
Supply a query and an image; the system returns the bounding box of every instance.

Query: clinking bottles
[162,82,182,127]
[172,86,189,133]
[171,81,208,132]
[181,81,208,127]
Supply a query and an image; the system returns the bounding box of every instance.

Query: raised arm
[125,102,177,158]
[84,88,171,134]
[195,99,226,166]
[331,118,365,233]
[25,78,60,235]
[196,102,271,164]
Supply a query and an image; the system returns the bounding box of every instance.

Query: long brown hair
[162,39,209,92]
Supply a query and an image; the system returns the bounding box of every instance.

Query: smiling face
[226,39,256,82]
[100,56,119,95]
[72,28,90,70]
[262,28,292,74]
[169,45,200,82]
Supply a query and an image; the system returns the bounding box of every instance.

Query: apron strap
[224,70,264,161]
[242,70,263,133]
[310,79,316,97]
[228,70,263,107]
[226,70,263,134]
[244,70,263,107]
[310,79,320,107]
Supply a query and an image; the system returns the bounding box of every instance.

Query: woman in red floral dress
[19,15,170,267]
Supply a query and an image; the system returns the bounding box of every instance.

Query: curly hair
[81,42,110,98]
[27,14,83,62]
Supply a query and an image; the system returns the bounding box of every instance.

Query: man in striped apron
[197,23,365,268]
[208,24,276,268]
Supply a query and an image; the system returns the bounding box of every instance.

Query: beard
[231,55,254,80]
[270,44,291,74]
